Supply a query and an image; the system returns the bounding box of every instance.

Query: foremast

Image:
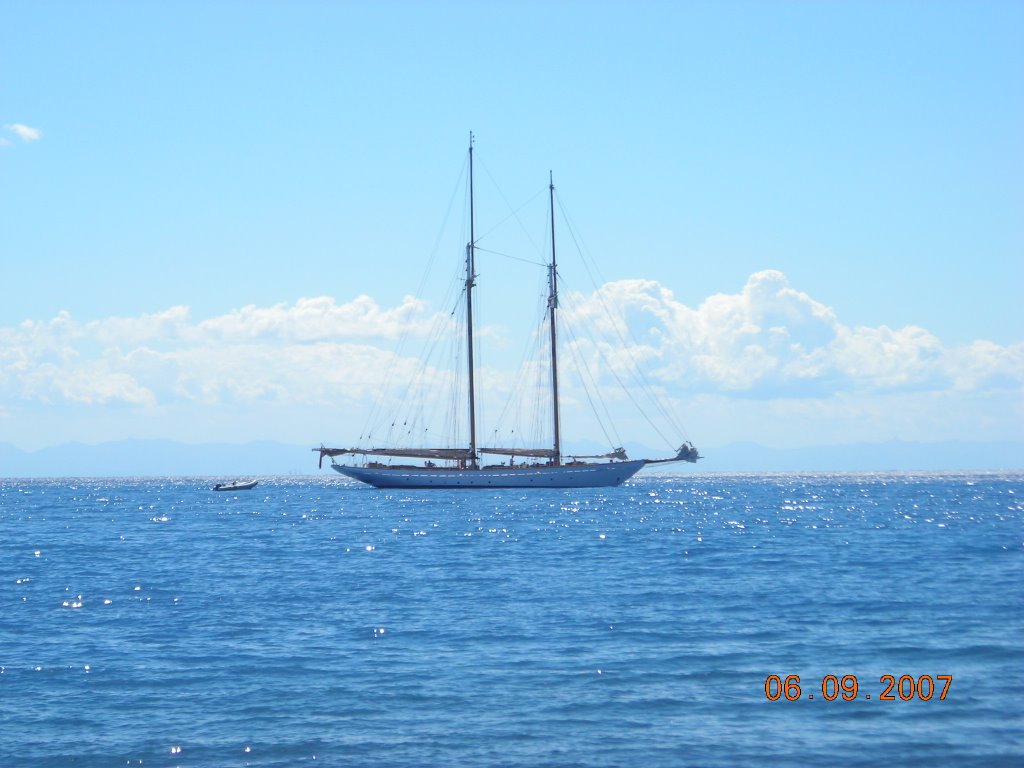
[465,132,479,468]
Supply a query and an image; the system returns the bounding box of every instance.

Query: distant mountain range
[1,439,1021,478]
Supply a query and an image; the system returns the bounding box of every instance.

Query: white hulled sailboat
[316,136,699,488]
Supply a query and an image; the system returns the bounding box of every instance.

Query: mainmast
[548,171,562,464]
[465,133,479,468]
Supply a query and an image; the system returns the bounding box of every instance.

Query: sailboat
[315,135,699,488]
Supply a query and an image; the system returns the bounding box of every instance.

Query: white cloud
[0,272,1021,447]
[0,295,451,412]
[6,123,42,142]
[194,295,438,342]
[54,365,156,406]
[559,269,1024,399]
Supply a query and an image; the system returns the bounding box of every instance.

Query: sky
[1,0,1022,458]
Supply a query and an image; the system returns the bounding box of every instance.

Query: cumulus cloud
[0,273,1020,448]
[0,295,449,410]
[559,269,1024,398]
[195,295,436,342]
[5,123,42,142]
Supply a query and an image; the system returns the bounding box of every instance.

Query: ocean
[1,472,1021,767]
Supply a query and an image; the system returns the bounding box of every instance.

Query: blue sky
[2,1,1022,458]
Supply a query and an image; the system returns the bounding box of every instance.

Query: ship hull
[331,460,649,489]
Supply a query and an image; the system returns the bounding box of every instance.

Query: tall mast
[465,133,479,468]
[547,171,562,463]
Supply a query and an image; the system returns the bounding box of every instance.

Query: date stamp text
[764,674,952,701]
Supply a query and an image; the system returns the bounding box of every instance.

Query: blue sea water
[1,472,1021,767]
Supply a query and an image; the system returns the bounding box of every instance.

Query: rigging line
[475,189,548,252]
[560,315,618,449]
[365,179,465,440]
[429,281,470,449]
[473,246,547,267]
[417,155,470,304]
[560,284,676,450]
[475,155,548,256]
[555,194,687,441]
[532,288,553,448]
[527,302,557,449]
[560,268,687,443]
[436,268,474,449]
[395,332,459,449]
[377,277,463,446]
[553,190,606,294]
[559,300,619,446]
[580,274,685,442]
[385,147,476,452]
[489,301,548,442]
[486,245,553,447]
[451,326,466,448]
[357,156,469,444]
[374,275,457,418]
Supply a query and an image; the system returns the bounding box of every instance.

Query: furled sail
[566,447,629,461]
[316,446,475,468]
[478,448,559,458]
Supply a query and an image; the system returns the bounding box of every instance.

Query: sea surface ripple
[1,472,1021,766]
